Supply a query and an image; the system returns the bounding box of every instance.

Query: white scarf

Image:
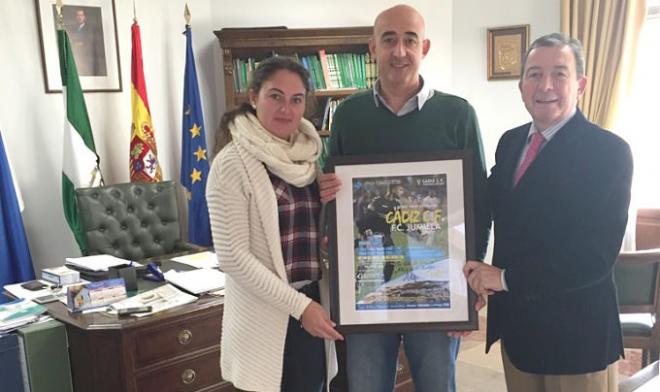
[230,113,322,187]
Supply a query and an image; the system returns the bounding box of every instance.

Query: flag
[0,128,35,295]
[181,26,211,246]
[130,21,162,182]
[58,29,103,251]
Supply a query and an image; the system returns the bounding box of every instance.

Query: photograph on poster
[352,174,450,311]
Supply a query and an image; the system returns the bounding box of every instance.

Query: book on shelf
[230,51,373,94]
[318,49,334,89]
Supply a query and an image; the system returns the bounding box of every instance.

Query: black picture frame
[35,0,122,93]
[325,151,478,333]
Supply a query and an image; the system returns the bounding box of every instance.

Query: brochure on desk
[109,284,197,317]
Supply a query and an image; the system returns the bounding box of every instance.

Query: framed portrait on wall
[325,151,478,333]
[36,0,122,93]
[487,24,530,80]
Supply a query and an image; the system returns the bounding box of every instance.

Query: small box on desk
[67,278,127,312]
[41,266,80,286]
[108,265,138,291]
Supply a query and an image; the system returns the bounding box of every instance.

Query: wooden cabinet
[46,297,234,392]
[214,27,374,135]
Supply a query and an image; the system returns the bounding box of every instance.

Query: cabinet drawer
[134,312,221,367]
[136,349,224,392]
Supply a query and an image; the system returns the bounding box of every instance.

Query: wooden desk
[46,292,234,392]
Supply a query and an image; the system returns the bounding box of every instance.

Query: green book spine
[313,55,327,89]
[359,53,367,89]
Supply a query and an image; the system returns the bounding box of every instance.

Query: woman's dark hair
[214,56,311,154]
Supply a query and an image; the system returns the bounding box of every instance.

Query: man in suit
[68,8,106,76]
[464,33,633,392]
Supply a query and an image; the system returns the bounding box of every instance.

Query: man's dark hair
[520,33,585,79]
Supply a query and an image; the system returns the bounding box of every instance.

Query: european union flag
[0,129,35,300]
[181,26,211,246]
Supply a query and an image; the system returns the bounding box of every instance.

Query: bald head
[374,4,426,40]
[370,4,430,97]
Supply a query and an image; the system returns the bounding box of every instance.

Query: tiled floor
[456,314,506,391]
[455,312,644,391]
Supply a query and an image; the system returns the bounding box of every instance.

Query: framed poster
[36,0,122,93]
[487,24,530,80]
[326,151,478,333]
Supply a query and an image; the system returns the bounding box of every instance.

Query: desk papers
[163,269,226,295]
[65,255,140,272]
[3,280,81,304]
[170,251,219,269]
[109,284,196,317]
[0,299,47,333]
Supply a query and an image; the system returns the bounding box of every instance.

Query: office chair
[615,249,660,367]
[75,181,205,262]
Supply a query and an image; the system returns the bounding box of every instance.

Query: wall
[1,0,555,272]
[452,0,561,167]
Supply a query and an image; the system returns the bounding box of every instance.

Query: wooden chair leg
[641,349,650,368]
[650,347,659,364]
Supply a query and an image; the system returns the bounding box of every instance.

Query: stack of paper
[65,255,139,272]
[0,299,47,333]
[163,268,226,295]
[4,280,84,303]
[171,251,219,269]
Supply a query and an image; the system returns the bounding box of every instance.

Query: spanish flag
[129,20,162,182]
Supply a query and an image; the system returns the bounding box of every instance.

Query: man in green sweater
[319,4,489,392]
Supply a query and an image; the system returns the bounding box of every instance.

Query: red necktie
[514,132,545,186]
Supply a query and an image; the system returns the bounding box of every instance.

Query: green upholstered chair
[75,181,205,262]
[615,249,660,367]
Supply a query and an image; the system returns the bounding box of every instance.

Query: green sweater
[328,90,490,259]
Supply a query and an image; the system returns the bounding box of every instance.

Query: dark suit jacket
[486,110,633,374]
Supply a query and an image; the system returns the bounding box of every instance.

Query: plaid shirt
[268,171,321,283]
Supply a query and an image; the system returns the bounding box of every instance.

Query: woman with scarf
[207,56,342,392]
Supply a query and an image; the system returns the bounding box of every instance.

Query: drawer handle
[178,329,193,345]
[181,368,196,384]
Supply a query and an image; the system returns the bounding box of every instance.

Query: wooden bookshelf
[214,27,375,134]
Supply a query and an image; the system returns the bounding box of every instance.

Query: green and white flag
[57,29,103,251]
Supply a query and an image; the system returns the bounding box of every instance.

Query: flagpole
[56,0,63,29]
[184,4,191,27]
[133,0,137,23]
